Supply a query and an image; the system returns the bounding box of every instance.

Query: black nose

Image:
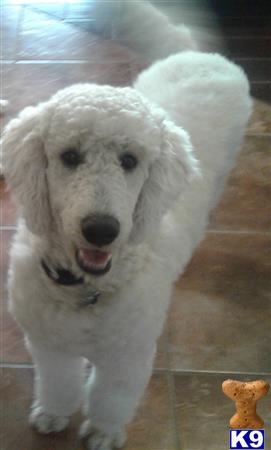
[81,215,120,247]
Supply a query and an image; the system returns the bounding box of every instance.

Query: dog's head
[2,84,199,278]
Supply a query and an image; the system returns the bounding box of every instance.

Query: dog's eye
[60,148,82,168]
[119,153,138,171]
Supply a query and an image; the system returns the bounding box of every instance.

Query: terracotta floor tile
[17,8,134,62]
[17,8,98,60]
[1,5,21,60]
[167,233,271,373]
[154,328,169,370]
[0,230,13,280]
[173,372,271,450]
[1,230,31,364]
[27,3,67,20]
[1,368,177,450]
[1,61,132,125]
[126,373,177,449]
[248,99,271,134]
[1,368,84,450]
[209,135,271,232]
[0,179,18,226]
[1,313,30,364]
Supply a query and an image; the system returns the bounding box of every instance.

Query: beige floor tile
[167,233,271,373]
[173,372,271,450]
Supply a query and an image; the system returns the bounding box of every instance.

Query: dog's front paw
[29,404,69,434]
[80,420,126,450]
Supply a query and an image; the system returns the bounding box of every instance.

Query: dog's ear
[2,106,52,235]
[131,120,199,243]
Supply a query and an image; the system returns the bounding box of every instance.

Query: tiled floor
[0,1,270,449]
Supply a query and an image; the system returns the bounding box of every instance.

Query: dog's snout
[81,215,120,247]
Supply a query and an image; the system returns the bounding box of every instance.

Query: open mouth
[76,248,112,276]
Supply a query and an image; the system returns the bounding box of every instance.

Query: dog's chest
[10,270,157,355]
[9,238,173,357]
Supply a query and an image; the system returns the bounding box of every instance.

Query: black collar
[41,259,101,306]
[41,259,84,286]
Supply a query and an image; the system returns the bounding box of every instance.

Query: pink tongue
[80,249,110,265]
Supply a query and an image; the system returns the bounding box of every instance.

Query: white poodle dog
[2,2,252,450]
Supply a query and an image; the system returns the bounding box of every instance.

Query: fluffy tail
[90,0,197,62]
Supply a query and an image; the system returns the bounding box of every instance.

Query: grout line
[1,363,270,377]
[0,60,16,64]
[13,59,130,64]
[167,370,183,450]
[163,327,183,450]
[64,18,96,24]
[235,57,271,60]
[207,229,271,236]
[153,367,271,377]
[231,35,271,39]
[0,218,3,367]
[225,36,271,39]
[63,2,70,21]
[26,4,66,23]
[246,133,271,137]
[0,362,34,369]
[0,2,4,368]
[251,81,271,84]
[14,59,92,64]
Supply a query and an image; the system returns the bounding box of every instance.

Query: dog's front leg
[27,339,85,434]
[81,342,156,450]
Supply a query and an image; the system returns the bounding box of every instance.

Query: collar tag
[41,259,101,307]
[80,290,101,307]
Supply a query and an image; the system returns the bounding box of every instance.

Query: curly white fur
[2,3,252,449]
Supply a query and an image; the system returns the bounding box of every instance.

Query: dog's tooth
[83,258,107,270]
